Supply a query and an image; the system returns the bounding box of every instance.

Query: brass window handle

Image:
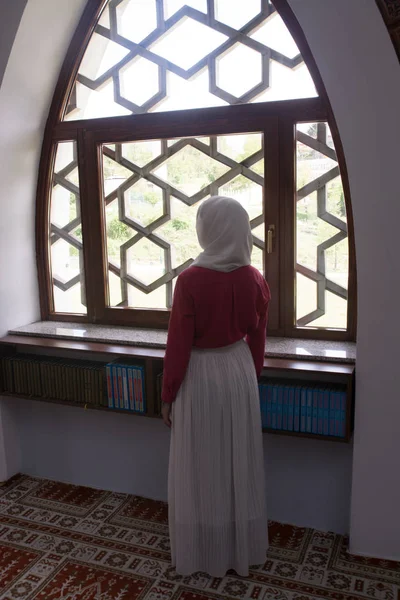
[267,225,275,254]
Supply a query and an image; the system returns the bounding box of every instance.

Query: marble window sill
[9,321,356,364]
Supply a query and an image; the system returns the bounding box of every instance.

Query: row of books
[259,382,347,438]
[0,354,107,406]
[106,362,146,414]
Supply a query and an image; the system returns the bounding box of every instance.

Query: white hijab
[192,195,253,272]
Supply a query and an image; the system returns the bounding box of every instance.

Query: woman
[161,195,270,578]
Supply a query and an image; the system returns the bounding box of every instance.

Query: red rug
[0,475,399,599]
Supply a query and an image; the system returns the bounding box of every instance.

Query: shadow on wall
[376,0,400,61]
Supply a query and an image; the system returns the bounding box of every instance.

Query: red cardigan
[161,265,270,404]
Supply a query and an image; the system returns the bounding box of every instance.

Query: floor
[0,476,398,600]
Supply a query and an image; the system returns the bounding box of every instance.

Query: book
[282,386,289,431]
[329,388,336,436]
[340,390,347,438]
[306,387,313,433]
[300,387,307,432]
[287,386,294,431]
[317,388,324,435]
[271,385,278,429]
[128,368,135,412]
[106,365,113,408]
[294,386,301,432]
[312,387,319,434]
[276,385,283,430]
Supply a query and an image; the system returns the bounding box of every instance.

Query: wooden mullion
[36,137,56,320]
[53,98,327,139]
[78,130,108,323]
[264,117,281,334]
[279,117,296,337]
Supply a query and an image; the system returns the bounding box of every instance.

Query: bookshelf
[0,334,355,442]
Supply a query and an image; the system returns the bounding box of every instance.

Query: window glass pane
[64,1,317,121]
[296,122,348,330]
[50,142,86,314]
[102,133,264,309]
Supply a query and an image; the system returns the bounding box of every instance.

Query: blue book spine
[271,385,278,429]
[323,389,330,435]
[112,365,119,409]
[122,367,129,410]
[306,387,313,433]
[266,385,272,428]
[128,367,135,412]
[335,390,342,437]
[282,387,289,431]
[287,387,294,431]
[276,385,283,430]
[312,387,319,434]
[329,389,336,436]
[317,389,324,435]
[294,387,301,432]
[300,388,307,432]
[341,391,347,437]
[259,385,265,428]
[263,385,269,429]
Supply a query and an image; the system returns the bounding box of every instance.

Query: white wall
[287,0,400,560]
[0,0,87,481]
[15,398,353,533]
[1,0,400,558]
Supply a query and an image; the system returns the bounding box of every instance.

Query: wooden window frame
[36,0,357,341]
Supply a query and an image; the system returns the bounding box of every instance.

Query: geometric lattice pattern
[50,142,86,314]
[1,475,399,600]
[296,123,348,329]
[103,134,264,309]
[65,0,316,120]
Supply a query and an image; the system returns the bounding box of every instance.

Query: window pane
[102,133,264,309]
[50,142,86,314]
[64,2,317,120]
[296,123,348,330]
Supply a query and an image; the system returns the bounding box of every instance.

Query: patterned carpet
[0,475,399,600]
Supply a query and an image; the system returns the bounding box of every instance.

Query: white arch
[0,0,399,560]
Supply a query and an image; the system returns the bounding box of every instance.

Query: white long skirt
[168,340,268,578]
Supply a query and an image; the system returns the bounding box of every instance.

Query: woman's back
[179,265,270,349]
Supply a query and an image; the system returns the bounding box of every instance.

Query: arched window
[37,0,356,340]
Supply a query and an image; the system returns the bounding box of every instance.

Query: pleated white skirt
[168,340,268,578]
